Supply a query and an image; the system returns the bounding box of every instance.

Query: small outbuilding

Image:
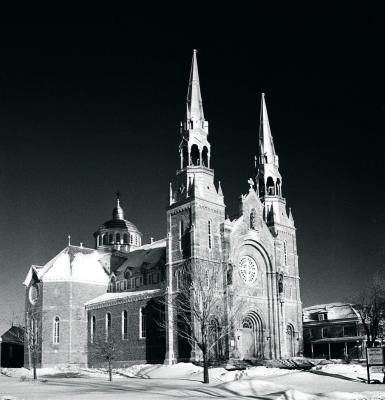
[0,326,24,367]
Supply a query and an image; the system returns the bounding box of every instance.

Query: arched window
[116,233,121,244]
[202,146,209,167]
[123,233,128,244]
[122,310,128,340]
[208,220,212,249]
[96,236,100,247]
[53,316,60,344]
[276,178,281,196]
[139,307,146,339]
[190,144,200,166]
[105,313,111,342]
[91,316,96,344]
[109,233,113,244]
[103,234,108,245]
[266,177,275,195]
[31,318,38,344]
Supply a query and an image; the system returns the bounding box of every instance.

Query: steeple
[259,93,278,167]
[256,93,282,199]
[186,49,205,124]
[179,50,210,171]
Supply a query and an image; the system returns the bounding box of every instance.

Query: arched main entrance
[240,311,264,360]
[286,324,295,357]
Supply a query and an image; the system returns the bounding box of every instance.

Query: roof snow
[85,289,163,309]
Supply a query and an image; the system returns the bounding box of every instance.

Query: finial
[116,191,121,206]
[193,49,197,54]
[112,192,124,220]
[248,178,254,189]
[80,242,83,248]
[68,235,71,246]
[150,237,154,244]
[218,180,223,196]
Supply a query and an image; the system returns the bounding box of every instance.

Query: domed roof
[95,194,141,235]
[101,218,140,232]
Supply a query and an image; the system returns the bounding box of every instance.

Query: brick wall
[87,295,166,368]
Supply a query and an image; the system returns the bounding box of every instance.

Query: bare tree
[25,309,41,380]
[354,272,385,348]
[94,339,118,381]
[161,260,240,384]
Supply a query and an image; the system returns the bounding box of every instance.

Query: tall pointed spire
[186,49,204,123]
[259,93,278,167]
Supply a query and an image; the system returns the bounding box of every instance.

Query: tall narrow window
[31,318,38,344]
[139,307,146,339]
[179,220,184,250]
[283,241,288,265]
[116,233,121,244]
[122,310,128,340]
[208,220,212,249]
[123,233,128,244]
[109,233,113,244]
[91,316,96,344]
[53,316,60,344]
[105,313,111,342]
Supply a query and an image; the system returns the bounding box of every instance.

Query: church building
[23,50,302,367]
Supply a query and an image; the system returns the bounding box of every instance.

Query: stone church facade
[23,50,302,367]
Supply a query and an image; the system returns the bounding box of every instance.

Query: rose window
[239,256,258,284]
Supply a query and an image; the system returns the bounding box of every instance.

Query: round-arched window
[239,256,258,284]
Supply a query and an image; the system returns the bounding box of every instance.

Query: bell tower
[165,50,225,363]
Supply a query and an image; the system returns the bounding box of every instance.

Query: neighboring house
[0,326,24,367]
[303,303,366,359]
[23,50,303,367]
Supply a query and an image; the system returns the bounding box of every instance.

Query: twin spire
[186,49,205,123]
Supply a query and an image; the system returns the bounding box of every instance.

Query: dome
[101,219,140,232]
[94,194,142,252]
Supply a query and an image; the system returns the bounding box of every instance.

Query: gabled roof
[303,302,359,322]
[1,326,24,344]
[23,245,109,286]
[115,239,166,278]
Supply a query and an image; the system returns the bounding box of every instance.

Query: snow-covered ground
[1,362,385,399]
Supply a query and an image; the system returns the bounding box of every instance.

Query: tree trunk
[33,366,37,380]
[203,352,209,384]
[108,360,112,382]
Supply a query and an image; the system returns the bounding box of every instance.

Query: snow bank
[314,363,384,383]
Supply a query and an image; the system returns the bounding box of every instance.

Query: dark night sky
[1,6,385,333]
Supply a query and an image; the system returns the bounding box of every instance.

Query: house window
[116,233,121,243]
[322,327,328,338]
[105,313,111,342]
[139,307,146,339]
[53,316,60,344]
[130,234,133,244]
[208,220,212,249]
[91,316,96,344]
[123,233,128,244]
[122,310,128,340]
[343,325,357,337]
[318,313,327,321]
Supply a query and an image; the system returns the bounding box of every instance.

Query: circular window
[29,284,39,305]
[239,256,258,284]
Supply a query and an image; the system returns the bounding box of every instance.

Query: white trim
[139,307,146,339]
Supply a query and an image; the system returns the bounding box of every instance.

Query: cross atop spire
[259,93,278,167]
[186,49,205,123]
